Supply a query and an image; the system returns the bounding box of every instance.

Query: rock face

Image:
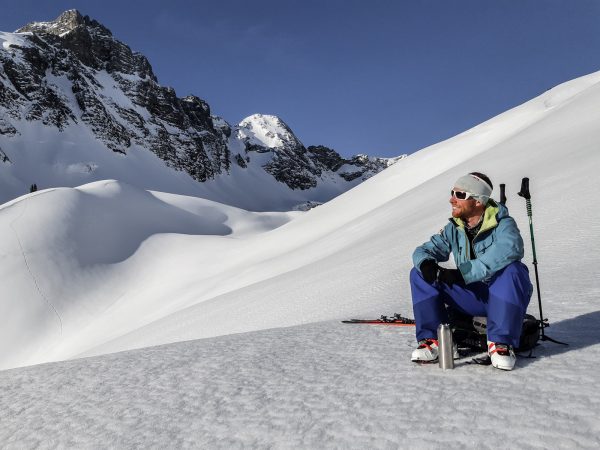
[236,114,320,190]
[235,114,402,190]
[0,10,404,206]
[6,10,229,181]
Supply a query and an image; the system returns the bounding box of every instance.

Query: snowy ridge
[15,9,85,36]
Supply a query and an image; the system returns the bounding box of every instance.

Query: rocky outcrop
[306,145,346,172]
[0,147,10,163]
[235,114,322,190]
[17,10,154,80]
[5,10,230,179]
[335,153,401,182]
[234,114,403,190]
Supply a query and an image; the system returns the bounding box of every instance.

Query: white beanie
[454,173,493,204]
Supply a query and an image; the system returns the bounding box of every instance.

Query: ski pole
[517,177,567,345]
[500,183,507,204]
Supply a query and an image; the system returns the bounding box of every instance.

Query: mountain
[0,67,599,447]
[0,10,403,210]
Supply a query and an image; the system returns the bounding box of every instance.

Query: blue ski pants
[410,261,533,347]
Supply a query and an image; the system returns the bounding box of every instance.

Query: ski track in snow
[1,321,599,449]
[8,199,64,337]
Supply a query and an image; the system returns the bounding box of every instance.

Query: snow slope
[0,70,600,446]
[0,181,300,369]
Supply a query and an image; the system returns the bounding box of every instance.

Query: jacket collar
[450,199,500,233]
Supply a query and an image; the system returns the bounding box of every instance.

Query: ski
[342,313,415,326]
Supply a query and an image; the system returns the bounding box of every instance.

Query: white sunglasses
[450,189,476,200]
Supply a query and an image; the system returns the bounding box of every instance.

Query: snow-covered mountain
[0,10,403,210]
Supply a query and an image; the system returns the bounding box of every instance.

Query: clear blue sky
[2,0,600,157]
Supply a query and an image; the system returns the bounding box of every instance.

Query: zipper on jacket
[460,228,471,260]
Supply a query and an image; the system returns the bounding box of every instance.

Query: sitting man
[410,172,532,370]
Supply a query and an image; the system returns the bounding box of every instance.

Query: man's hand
[419,260,439,284]
[437,267,464,286]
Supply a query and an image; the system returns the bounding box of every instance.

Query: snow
[237,113,297,149]
[94,70,142,112]
[1,322,599,448]
[1,69,600,446]
[336,162,363,175]
[211,115,229,130]
[0,31,31,50]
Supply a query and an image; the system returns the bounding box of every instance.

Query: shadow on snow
[518,309,600,367]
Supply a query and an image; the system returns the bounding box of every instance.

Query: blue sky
[2,0,600,157]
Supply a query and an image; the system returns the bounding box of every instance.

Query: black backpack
[450,310,540,353]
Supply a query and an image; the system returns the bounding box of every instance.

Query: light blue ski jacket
[412,200,525,285]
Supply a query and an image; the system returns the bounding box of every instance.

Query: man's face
[450,187,478,219]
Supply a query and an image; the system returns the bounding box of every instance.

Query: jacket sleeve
[458,217,524,284]
[412,225,452,271]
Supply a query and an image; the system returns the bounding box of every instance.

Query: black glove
[437,267,464,286]
[419,260,439,284]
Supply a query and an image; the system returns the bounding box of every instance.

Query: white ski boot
[411,339,459,363]
[488,341,516,371]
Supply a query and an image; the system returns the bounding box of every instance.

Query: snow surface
[1,321,599,448]
[1,70,600,447]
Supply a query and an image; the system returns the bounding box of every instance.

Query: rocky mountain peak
[17,10,111,38]
[16,10,155,81]
[237,114,302,151]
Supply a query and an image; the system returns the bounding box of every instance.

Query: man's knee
[410,266,428,285]
[493,262,531,287]
[490,261,532,308]
[410,267,419,279]
[410,266,445,307]
[499,261,529,279]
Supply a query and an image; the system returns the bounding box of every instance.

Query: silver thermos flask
[437,323,454,370]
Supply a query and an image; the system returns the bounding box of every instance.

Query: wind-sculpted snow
[1,321,599,448]
[0,180,299,369]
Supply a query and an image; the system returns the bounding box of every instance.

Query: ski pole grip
[517,177,531,200]
[500,183,506,204]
